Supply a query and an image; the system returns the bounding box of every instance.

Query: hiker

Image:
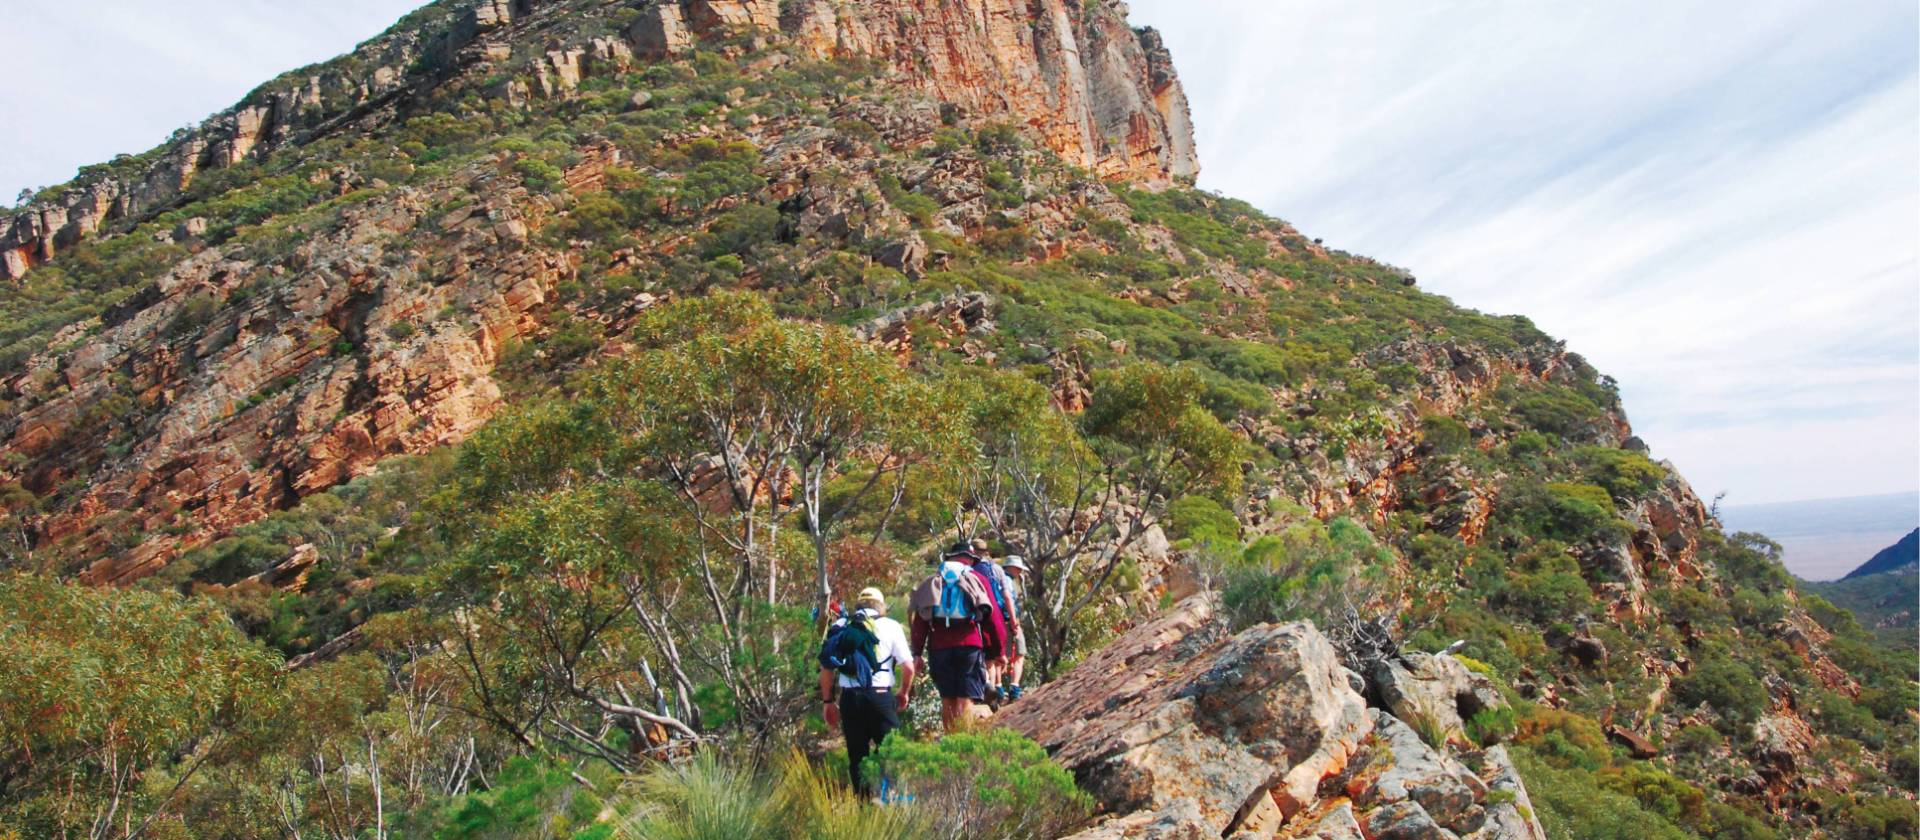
[819,587,915,796]
[965,540,1017,704]
[1000,555,1030,700]
[908,542,1006,731]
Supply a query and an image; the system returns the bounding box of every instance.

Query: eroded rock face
[3,166,564,583]
[1372,652,1507,750]
[776,0,1198,185]
[3,0,1195,282]
[1000,596,1544,839]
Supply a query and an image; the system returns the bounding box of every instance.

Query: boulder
[1348,711,1486,837]
[1474,747,1550,840]
[1274,799,1366,839]
[999,595,1371,835]
[1372,652,1506,748]
[874,234,927,278]
[631,3,695,59]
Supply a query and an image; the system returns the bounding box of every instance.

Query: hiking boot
[1007,684,1023,701]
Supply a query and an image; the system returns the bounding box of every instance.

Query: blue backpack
[932,564,976,625]
[973,560,1010,616]
[819,611,888,688]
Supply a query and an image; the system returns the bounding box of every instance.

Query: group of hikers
[816,539,1031,795]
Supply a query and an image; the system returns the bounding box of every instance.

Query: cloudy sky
[3,0,1916,506]
[1127,0,1920,506]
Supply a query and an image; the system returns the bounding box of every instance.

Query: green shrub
[1669,724,1723,756]
[1166,495,1238,547]
[1507,384,1605,437]
[1829,795,1919,840]
[1513,749,1696,840]
[430,757,610,840]
[1576,447,1666,502]
[871,728,1091,839]
[1222,516,1388,631]
[1421,415,1472,455]
[620,752,782,840]
[1674,655,1768,732]
[1467,706,1519,747]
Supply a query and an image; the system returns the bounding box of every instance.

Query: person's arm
[890,625,916,707]
[910,615,928,663]
[896,657,916,708]
[819,667,840,728]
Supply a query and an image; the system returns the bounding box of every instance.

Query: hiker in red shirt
[909,541,1006,731]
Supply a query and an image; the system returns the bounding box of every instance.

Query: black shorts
[928,646,987,700]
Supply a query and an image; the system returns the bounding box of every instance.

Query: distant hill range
[1721,491,1919,581]
[1843,528,1918,579]
[1805,528,1918,647]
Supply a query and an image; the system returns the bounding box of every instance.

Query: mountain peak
[0,0,1196,282]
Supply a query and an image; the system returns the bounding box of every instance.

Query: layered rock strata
[1000,595,1547,840]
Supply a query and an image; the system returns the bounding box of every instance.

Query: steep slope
[0,2,1912,838]
[2,0,1194,583]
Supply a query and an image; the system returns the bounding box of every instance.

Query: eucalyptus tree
[960,363,1242,675]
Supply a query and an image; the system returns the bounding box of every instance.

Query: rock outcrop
[1000,596,1546,840]
[2,0,1194,282]
[773,0,1199,185]
[4,163,565,583]
[0,0,1197,578]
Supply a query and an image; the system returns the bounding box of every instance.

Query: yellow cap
[856,587,887,612]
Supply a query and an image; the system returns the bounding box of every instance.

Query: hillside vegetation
[0,1,1912,838]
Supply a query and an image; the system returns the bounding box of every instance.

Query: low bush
[871,728,1091,840]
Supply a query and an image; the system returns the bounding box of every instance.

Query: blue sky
[2,0,1915,505]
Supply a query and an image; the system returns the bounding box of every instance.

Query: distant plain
[1721,491,1920,581]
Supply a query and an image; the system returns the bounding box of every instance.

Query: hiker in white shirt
[818,587,916,795]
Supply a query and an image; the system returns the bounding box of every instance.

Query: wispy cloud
[1131,0,1920,504]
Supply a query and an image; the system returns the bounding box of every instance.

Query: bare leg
[941,698,973,732]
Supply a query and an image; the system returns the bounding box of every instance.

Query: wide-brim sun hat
[1003,556,1029,573]
[856,587,887,612]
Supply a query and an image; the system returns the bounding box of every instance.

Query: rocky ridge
[1001,595,1546,840]
[1,0,1195,282]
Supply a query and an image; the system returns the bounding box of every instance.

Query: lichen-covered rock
[1475,747,1549,840]
[1002,598,1545,839]
[1062,798,1214,840]
[1348,711,1487,837]
[1273,799,1366,839]
[999,596,1371,835]
[1372,652,1507,749]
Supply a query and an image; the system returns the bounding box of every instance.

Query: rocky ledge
[1000,595,1547,840]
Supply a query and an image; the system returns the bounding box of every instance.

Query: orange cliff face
[767,0,1199,186]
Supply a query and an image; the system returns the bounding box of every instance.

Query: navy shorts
[928,646,987,700]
